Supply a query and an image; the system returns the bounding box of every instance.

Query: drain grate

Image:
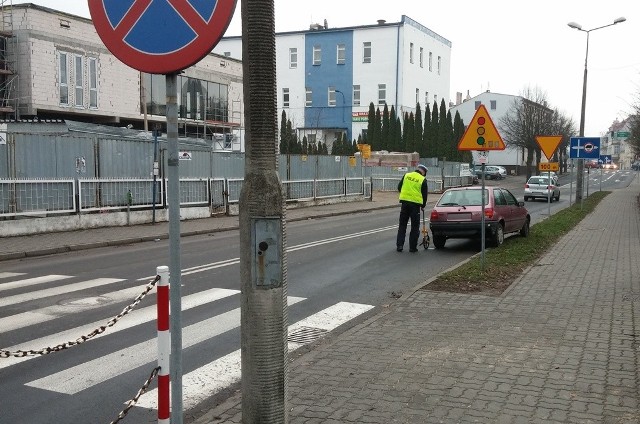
[288,326,328,345]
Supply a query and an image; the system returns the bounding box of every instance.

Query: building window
[428,52,432,71]
[337,43,346,65]
[328,86,336,106]
[313,45,321,65]
[416,88,419,104]
[223,51,231,57]
[289,47,297,68]
[305,87,312,107]
[419,47,424,68]
[88,57,98,108]
[363,42,371,63]
[490,100,497,110]
[378,84,386,105]
[437,56,441,75]
[475,101,481,109]
[283,88,290,108]
[409,42,414,64]
[59,52,69,105]
[425,92,429,105]
[353,85,360,106]
[74,55,84,108]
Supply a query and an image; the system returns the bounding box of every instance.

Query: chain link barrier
[0,275,160,358]
[108,366,160,424]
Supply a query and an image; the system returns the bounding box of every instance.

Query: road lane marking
[137,225,397,281]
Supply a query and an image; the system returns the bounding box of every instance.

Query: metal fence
[0,176,374,218]
[0,179,76,217]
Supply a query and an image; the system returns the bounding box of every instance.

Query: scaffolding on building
[0,0,18,120]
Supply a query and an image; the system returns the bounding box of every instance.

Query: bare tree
[500,87,554,178]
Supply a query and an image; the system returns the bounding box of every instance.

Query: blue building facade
[304,30,354,142]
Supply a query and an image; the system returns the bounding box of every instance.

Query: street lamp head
[613,17,626,24]
[567,21,582,30]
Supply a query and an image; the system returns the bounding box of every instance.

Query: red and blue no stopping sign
[89,0,237,74]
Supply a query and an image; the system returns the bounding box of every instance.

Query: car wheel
[555,193,560,201]
[433,235,446,249]
[491,224,504,247]
[519,219,530,237]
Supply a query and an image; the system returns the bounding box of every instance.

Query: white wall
[276,34,306,129]
[398,22,451,116]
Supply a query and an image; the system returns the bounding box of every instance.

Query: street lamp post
[568,17,626,202]
[335,88,347,144]
[335,89,346,122]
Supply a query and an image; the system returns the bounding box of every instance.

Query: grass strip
[424,191,610,295]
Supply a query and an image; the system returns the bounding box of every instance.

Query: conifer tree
[423,103,432,157]
[366,102,376,146]
[381,104,390,151]
[414,103,423,157]
[389,105,398,152]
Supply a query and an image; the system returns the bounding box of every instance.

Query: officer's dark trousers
[396,201,421,250]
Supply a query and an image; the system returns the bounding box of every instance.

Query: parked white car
[524,176,560,202]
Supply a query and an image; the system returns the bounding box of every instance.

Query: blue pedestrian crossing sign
[569,137,601,159]
[89,0,237,74]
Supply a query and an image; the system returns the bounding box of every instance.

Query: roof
[220,15,451,47]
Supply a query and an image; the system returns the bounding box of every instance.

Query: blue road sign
[599,155,612,164]
[569,137,601,159]
[89,0,237,74]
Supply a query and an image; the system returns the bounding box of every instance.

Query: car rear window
[528,178,548,185]
[438,189,487,206]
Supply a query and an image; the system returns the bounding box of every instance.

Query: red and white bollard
[156,266,170,424]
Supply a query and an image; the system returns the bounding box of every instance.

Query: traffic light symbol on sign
[476,116,486,146]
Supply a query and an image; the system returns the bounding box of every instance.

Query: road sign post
[89,2,237,423]
[457,105,505,268]
[570,137,601,208]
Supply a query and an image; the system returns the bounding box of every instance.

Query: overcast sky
[16,0,640,136]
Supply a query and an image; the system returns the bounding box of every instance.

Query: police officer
[396,164,428,252]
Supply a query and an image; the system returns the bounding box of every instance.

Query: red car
[429,186,530,249]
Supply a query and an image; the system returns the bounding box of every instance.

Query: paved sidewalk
[191,177,640,423]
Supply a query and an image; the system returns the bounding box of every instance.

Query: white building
[214,16,452,148]
[0,2,244,150]
[602,118,633,169]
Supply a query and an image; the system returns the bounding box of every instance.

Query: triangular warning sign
[458,105,505,151]
[535,135,563,160]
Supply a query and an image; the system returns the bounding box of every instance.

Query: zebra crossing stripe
[0,278,125,308]
[25,297,306,395]
[0,287,239,370]
[0,275,71,292]
[0,272,26,280]
[0,285,148,334]
[135,301,374,410]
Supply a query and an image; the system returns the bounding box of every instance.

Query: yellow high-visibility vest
[399,171,425,204]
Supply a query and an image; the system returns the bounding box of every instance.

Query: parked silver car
[524,176,560,202]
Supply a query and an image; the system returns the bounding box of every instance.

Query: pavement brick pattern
[193,178,640,423]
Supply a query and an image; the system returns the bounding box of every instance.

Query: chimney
[324,19,328,29]
[377,19,386,25]
[456,92,463,105]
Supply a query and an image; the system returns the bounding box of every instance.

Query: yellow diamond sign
[458,105,505,151]
[535,135,563,160]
